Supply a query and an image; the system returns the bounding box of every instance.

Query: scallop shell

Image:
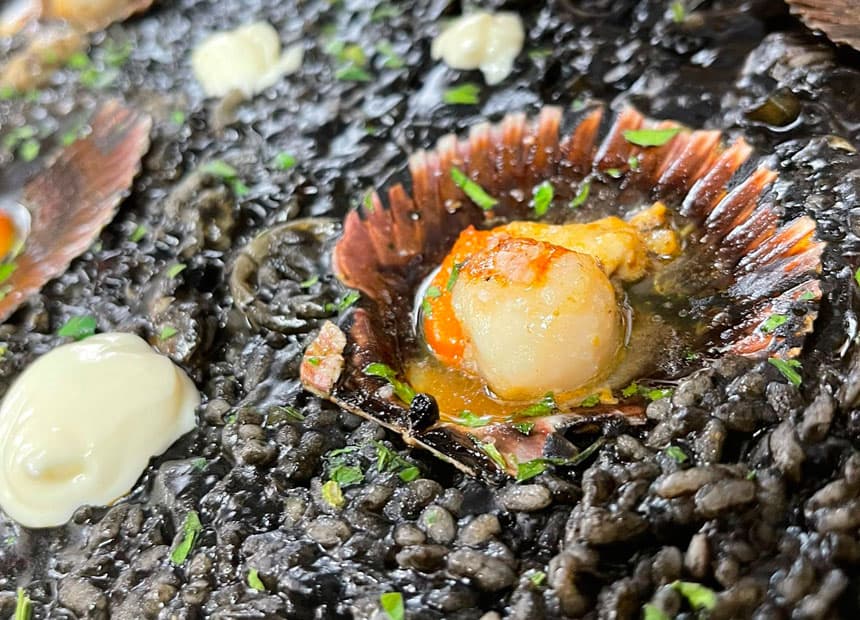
[0,100,151,322]
[301,105,825,480]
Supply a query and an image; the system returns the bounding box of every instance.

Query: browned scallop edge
[786,0,860,50]
[0,100,152,322]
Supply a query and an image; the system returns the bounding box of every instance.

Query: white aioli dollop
[191,21,303,98]
[431,11,524,85]
[0,333,199,528]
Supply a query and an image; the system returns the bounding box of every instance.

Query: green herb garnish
[191,457,207,471]
[376,41,405,69]
[800,290,816,301]
[665,445,688,463]
[0,263,17,284]
[605,168,622,178]
[336,66,373,82]
[307,356,321,366]
[380,592,404,620]
[623,127,682,147]
[513,421,534,435]
[18,140,39,162]
[516,459,547,482]
[330,463,364,486]
[67,51,90,70]
[478,440,507,470]
[170,510,202,565]
[768,358,802,387]
[398,466,420,482]
[529,571,547,586]
[519,393,557,417]
[644,387,673,401]
[103,39,133,67]
[200,160,249,196]
[628,155,640,170]
[671,580,716,611]
[443,83,481,105]
[321,480,345,508]
[364,363,416,404]
[580,394,600,407]
[170,110,186,125]
[854,267,860,287]
[278,405,305,422]
[643,603,670,620]
[247,568,265,592]
[325,290,361,313]
[670,1,686,23]
[425,286,442,299]
[761,314,788,333]
[129,224,147,242]
[57,315,97,340]
[300,275,319,289]
[746,469,757,480]
[532,181,554,217]
[15,588,31,620]
[166,263,186,278]
[454,410,492,428]
[446,262,464,291]
[621,383,640,398]
[570,180,591,208]
[451,167,498,210]
[159,326,178,341]
[273,152,297,170]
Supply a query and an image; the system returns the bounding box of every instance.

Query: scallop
[301,105,825,480]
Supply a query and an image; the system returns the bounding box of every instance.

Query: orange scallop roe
[0,212,17,259]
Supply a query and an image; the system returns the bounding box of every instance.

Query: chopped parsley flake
[277,405,305,422]
[643,603,670,620]
[516,459,547,482]
[166,263,186,278]
[800,290,816,301]
[18,140,39,162]
[529,570,547,586]
[665,445,688,463]
[519,393,557,417]
[645,387,673,401]
[67,51,90,70]
[170,110,186,125]
[15,588,31,620]
[670,1,686,23]
[321,479,345,508]
[0,263,17,284]
[191,457,207,471]
[380,592,404,620]
[443,83,481,105]
[478,440,507,470]
[307,356,321,366]
[325,290,361,313]
[761,314,788,333]
[159,326,178,341]
[454,410,492,428]
[398,466,420,482]
[671,580,716,611]
[855,267,860,287]
[300,275,319,289]
[57,315,97,340]
[580,394,601,407]
[769,358,802,387]
[447,262,464,291]
[200,160,249,197]
[532,181,554,217]
[330,463,364,486]
[628,155,640,170]
[376,41,405,69]
[570,180,591,208]
[513,421,534,435]
[364,362,416,404]
[425,286,442,299]
[170,510,202,565]
[451,167,498,210]
[273,152,297,170]
[621,383,640,398]
[746,469,757,480]
[336,66,373,82]
[247,568,265,592]
[623,127,682,147]
[605,168,622,178]
[129,224,147,242]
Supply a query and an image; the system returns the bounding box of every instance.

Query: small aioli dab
[0,333,199,528]
[431,11,524,85]
[191,21,303,98]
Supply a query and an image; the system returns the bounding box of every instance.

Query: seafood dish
[0,0,859,618]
